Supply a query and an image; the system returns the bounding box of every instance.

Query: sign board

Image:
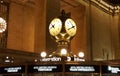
[40,57,85,62]
[40,57,61,62]
[65,64,100,73]
[102,65,120,74]
[0,65,25,74]
[28,64,63,73]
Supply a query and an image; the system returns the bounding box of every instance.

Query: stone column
[34,0,46,53]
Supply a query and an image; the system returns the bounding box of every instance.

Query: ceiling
[60,0,120,15]
[60,0,120,8]
[3,0,120,8]
[60,0,80,9]
[105,0,120,5]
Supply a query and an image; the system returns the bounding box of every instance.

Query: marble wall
[7,0,46,53]
[85,2,120,60]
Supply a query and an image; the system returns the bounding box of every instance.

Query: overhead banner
[65,64,100,73]
[102,65,120,74]
[0,65,25,74]
[28,64,63,73]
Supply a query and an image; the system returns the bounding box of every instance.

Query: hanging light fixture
[0,17,7,33]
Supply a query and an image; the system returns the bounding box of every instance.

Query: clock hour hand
[68,25,75,30]
[68,21,75,30]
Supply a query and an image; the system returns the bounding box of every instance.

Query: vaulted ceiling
[3,0,120,8]
[60,0,120,7]
[60,0,120,15]
[60,0,81,11]
[105,0,120,5]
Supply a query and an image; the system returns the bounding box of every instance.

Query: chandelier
[0,17,7,33]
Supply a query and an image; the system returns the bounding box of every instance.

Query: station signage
[40,57,61,62]
[0,65,25,74]
[40,57,85,62]
[67,57,85,61]
[102,65,120,74]
[65,64,100,73]
[28,64,63,73]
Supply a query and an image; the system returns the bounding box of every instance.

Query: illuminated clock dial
[65,18,77,36]
[0,17,7,33]
[49,18,62,36]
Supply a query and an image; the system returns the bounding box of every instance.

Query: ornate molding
[9,0,35,7]
[83,0,120,15]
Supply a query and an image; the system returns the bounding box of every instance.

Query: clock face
[65,18,77,36]
[49,18,62,36]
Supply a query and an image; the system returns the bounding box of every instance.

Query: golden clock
[65,18,77,36]
[49,18,62,36]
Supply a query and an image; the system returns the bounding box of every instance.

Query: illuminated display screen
[65,64,100,73]
[0,66,25,74]
[102,65,120,74]
[28,64,63,73]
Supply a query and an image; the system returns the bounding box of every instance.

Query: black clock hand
[50,24,55,29]
[67,20,75,30]
[71,25,75,28]
[68,25,75,30]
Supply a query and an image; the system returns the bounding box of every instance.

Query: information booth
[27,57,101,76]
[26,57,120,76]
[1,60,120,76]
[0,53,120,76]
[27,64,100,76]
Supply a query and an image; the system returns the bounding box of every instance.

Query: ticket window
[28,73,100,76]
[102,65,120,76]
[3,74,22,76]
[27,65,63,76]
[0,74,24,76]
[102,74,120,76]
[64,65,100,76]
[0,66,25,76]
[28,73,62,76]
[64,71,100,76]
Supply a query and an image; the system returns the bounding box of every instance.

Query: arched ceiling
[104,0,120,5]
[2,0,35,6]
[60,0,120,15]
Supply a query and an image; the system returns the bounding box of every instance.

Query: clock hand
[69,21,74,27]
[67,20,76,30]
[71,25,75,28]
[68,25,75,30]
[50,24,55,29]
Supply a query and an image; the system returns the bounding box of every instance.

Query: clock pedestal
[50,41,73,57]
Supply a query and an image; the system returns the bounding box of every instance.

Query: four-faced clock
[49,18,62,36]
[65,18,77,36]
